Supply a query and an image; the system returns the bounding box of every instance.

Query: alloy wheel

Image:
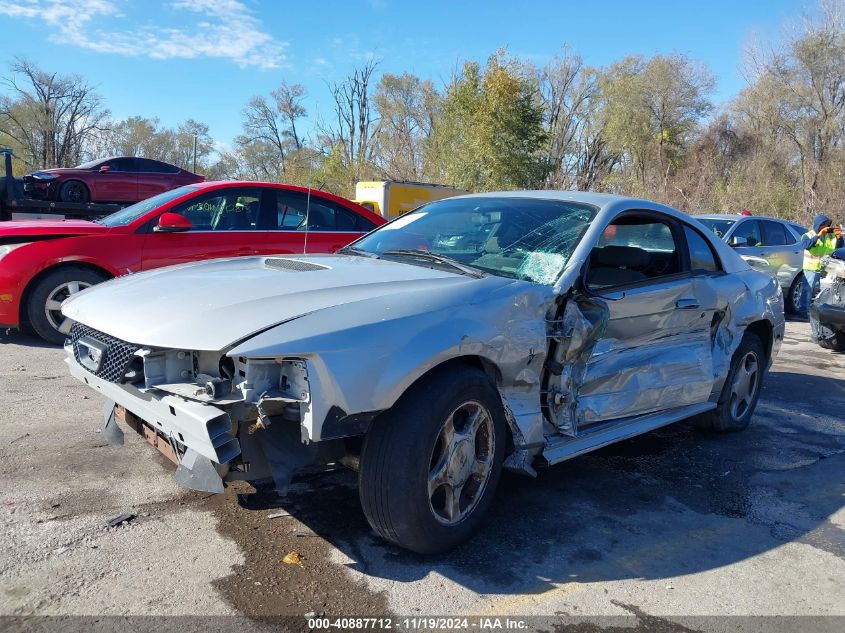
[44,280,92,334]
[729,351,760,420]
[791,277,804,312]
[427,400,495,525]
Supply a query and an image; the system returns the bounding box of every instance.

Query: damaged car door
[550,212,719,438]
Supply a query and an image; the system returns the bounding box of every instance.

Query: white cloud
[331,33,380,63]
[0,0,288,69]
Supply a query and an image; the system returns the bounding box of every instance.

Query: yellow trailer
[354,181,467,219]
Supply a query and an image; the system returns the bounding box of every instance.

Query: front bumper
[22,178,55,200]
[814,303,845,329]
[65,351,240,465]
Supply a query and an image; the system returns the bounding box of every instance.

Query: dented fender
[229,276,554,446]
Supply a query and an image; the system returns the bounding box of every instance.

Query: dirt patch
[206,475,392,622]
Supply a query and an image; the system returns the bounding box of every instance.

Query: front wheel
[819,331,845,352]
[785,275,805,315]
[696,332,766,432]
[58,180,89,203]
[27,266,108,344]
[358,365,506,554]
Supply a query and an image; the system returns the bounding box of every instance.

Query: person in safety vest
[799,214,843,313]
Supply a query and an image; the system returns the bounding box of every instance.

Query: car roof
[456,190,634,207]
[695,213,798,223]
[182,180,382,219]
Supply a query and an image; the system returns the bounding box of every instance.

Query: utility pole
[192,133,198,173]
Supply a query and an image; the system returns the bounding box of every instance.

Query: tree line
[2,2,845,225]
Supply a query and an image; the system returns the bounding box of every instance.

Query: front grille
[70,323,140,383]
[264,258,327,272]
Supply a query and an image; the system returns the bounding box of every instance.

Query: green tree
[433,51,548,191]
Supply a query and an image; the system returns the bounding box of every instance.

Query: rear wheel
[27,266,108,344]
[696,332,765,433]
[358,365,506,554]
[59,180,89,203]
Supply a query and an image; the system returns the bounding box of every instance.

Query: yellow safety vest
[802,230,839,271]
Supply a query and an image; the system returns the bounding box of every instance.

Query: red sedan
[23,156,204,203]
[0,181,385,343]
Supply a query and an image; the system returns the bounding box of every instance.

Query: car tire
[819,331,845,352]
[696,332,766,433]
[58,180,90,203]
[785,275,804,315]
[27,266,108,344]
[358,365,506,554]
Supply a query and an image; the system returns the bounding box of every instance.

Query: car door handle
[676,299,701,310]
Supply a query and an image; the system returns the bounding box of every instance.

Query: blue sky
[0,0,813,150]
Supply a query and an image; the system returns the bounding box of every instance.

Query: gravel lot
[1,320,843,631]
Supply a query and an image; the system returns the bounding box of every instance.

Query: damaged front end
[810,252,845,349]
[66,323,335,494]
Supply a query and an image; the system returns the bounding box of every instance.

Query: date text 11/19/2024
[307,617,529,630]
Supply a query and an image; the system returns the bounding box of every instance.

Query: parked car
[695,214,808,313]
[809,247,845,351]
[23,157,204,204]
[61,192,784,554]
[0,181,384,343]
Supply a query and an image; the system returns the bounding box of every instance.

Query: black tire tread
[358,365,505,553]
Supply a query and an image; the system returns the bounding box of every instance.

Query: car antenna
[303,186,311,255]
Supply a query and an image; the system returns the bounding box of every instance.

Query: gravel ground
[1,320,843,632]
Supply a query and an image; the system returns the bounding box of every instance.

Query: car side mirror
[729,236,748,247]
[99,165,110,172]
[154,212,192,233]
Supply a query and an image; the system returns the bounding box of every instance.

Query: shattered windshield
[697,218,735,239]
[349,196,597,285]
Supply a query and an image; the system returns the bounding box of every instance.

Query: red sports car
[0,181,385,343]
[23,156,204,204]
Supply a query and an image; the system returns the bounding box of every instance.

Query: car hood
[29,168,84,175]
[0,219,108,239]
[62,254,480,350]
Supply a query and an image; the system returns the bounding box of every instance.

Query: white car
[63,192,784,553]
[695,214,808,313]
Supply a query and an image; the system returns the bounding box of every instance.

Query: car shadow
[0,327,59,349]
[237,367,845,595]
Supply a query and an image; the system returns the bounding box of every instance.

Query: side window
[137,158,175,173]
[761,220,794,246]
[735,220,763,247]
[790,223,809,238]
[684,225,720,272]
[108,158,137,172]
[170,188,262,231]
[588,215,681,289]
[275,192,309,230]
[275,192,375,232]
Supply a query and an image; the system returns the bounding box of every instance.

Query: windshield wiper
[337,246,379,258]
[381,249,486,278]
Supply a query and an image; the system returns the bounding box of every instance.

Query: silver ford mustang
[62,191,785,553]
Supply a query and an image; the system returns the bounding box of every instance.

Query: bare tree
[372,72,440,180]
[240,81,308,178]
[273,82,307,150]
[0,58,108,168]
[320,59,380,184]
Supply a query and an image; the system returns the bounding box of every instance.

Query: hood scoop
[264,258,329,273]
